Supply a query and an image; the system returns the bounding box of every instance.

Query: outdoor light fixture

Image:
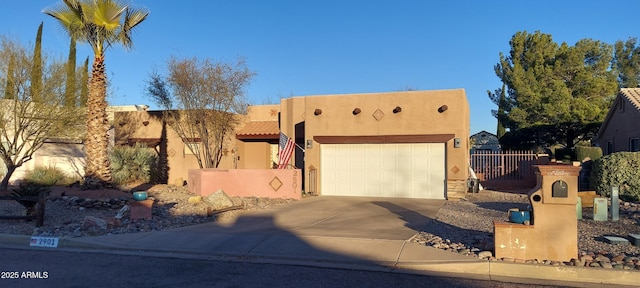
[438,105,448,113]
[393,106,402,113]
[314,109,322,116]
[353,108,361,115]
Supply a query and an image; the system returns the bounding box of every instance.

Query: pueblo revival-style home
[116,89,471,200]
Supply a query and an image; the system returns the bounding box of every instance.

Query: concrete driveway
[58,196,449,267]
[215,196,446,240]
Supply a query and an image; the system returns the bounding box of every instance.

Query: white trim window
[630,138,639,152]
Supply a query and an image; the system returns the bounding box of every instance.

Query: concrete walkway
[1,196,638,287]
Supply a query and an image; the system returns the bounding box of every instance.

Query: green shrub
[11,183,51,216]
[575,146,602,163]
[590,152,640,201]
[110,143,159,185]
[554,147,575,162]
[24,166,75,186]
[11,182,51,197]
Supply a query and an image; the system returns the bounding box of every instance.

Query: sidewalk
[1,196,639,287]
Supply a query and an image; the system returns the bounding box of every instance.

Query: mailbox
[494,164,581,262]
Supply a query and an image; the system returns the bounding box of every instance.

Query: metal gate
[470,150,538,189]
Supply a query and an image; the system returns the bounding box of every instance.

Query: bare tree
[145,56,254,168]
[0,37,84,190]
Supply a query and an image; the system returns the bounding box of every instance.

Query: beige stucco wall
[234,104,279,169]
[243,105,280,121]
[279,89,470,199]
[115,91,471,199]
[240,142,272,168]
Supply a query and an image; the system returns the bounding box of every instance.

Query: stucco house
[116,89,471,200]
[592,88,640,154]
[470,130,500,153]
[6,105,149,184]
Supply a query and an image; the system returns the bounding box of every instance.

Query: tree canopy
[145,56,255,169]
[613,37,640,88]
[492,31,618,149]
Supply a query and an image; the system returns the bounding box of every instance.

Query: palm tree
[44,0,148,186]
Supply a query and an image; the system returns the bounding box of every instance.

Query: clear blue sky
[1,1,639,135]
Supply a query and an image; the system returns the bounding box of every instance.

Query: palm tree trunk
[84,55,112,185]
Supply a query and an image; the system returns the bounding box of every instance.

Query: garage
[320,143,445,199]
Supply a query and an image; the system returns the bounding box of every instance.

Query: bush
[110,144,159,185]
[554,147,575,162]
[11,183,51,216]
[575,146,602,162]
[590,152,640,201]
[24,166,76,186]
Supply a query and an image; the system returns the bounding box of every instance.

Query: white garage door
[320,143,445,199]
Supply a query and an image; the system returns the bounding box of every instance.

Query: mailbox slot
[552,180,568,198]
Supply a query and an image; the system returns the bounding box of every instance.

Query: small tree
[0,37,84,190]
[145,56,254,168]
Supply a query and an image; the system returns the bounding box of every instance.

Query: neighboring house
[117,89,471,200]
[9,105,148,184]
[469,130,500,154]
[593,88,640,155]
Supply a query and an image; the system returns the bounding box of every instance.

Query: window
[630,138,639,152]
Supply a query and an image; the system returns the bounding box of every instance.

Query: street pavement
[0,196,638,287]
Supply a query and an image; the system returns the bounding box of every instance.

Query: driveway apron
[65,196,446,263]
[213,196,445,240]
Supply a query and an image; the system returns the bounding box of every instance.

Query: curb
[1,234,638,287]
[488,261,640,287]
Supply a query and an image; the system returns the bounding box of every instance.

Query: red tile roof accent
[236,121,279,138]
[620,88,640,111]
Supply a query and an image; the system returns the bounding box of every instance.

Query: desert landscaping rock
[0,184,296,237]
[412,190,640,270]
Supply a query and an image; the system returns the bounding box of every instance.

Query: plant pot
[508,209,530,224]
[132,191,148,201]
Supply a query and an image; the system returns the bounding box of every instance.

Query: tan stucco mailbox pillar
[494,164,580,262]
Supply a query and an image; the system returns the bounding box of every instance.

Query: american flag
[278,132,295,169]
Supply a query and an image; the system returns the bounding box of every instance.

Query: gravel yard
[0,184,296,237]
[413,189,640,270]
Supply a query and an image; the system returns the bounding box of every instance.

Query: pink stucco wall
[187,169,302,200]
